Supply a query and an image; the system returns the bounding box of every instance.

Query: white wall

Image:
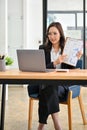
[0,0,6,54]
[0,0,23,68]
[8,0,23,68]
[24,0,43,49]
[48,0,83,11]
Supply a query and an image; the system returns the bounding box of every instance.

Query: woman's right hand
[53,54,67,66]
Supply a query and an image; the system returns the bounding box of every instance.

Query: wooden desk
[0,69,87,130]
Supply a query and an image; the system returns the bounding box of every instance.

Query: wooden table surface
[0,69,87,80]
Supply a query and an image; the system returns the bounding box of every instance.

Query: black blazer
[39,44,75,69]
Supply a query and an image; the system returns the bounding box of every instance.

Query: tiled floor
[2,86,87,130]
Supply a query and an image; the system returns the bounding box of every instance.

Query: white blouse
[51,47,61,69]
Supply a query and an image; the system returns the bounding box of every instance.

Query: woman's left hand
[76,50,83,59]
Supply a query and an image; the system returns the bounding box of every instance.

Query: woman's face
[48,26,61,45]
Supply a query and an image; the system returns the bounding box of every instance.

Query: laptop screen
[17,49,46,72]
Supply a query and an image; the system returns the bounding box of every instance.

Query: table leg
[0,84,6,130]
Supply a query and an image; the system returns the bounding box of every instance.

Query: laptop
[17,49,54,72]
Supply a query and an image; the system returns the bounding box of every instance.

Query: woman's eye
[48,32,58,36]
[54,32,58,35]
[48,33,51,35]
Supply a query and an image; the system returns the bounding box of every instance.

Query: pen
[0,55,5,60]
[2,55,5,59]
[0,55,1,59]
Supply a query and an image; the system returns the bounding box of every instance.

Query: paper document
[55,69,69,72]
[63,37,83,66]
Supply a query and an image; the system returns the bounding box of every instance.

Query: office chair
[28,60,87,130]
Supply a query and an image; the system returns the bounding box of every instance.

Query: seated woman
[27,22,82,130]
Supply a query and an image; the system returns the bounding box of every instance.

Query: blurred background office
[0,0,87,69]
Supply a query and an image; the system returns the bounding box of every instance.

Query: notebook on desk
[17,49,54,72]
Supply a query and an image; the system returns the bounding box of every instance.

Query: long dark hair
[45,22,65,54]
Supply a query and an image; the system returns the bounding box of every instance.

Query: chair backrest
[76,59,83,69]
[69,59,83,98]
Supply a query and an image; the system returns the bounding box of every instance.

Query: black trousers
[38,85,69,124]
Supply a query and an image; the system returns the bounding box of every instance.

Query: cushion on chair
[69,85,81,98]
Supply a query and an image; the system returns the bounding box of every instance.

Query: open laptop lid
[17,49,46,72]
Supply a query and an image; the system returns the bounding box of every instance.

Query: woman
[37,22,82,130]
